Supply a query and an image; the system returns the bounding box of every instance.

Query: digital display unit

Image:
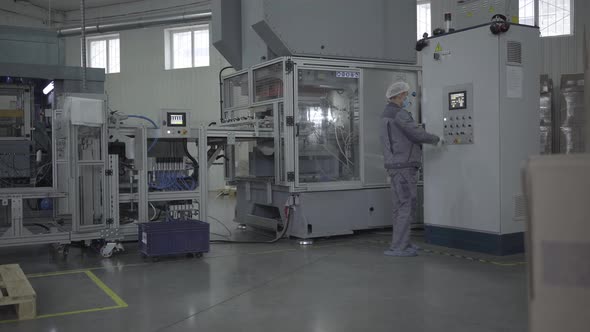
[167,112,186,127]
[449,91,467,110]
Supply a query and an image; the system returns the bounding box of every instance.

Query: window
[417,1,431,40]
[519,0,573,37]
[85,34,120,74]
[165,25,210,70]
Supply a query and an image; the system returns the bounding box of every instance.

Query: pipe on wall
[80,0,87,91]
[57,11,212,37]
[585,25,590,153]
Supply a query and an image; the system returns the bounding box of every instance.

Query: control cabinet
[443,84,474,145]
[421,24,540,255]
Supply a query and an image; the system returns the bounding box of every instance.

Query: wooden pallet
[0,264,36,320]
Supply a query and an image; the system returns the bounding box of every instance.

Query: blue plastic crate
[138,220,209,259]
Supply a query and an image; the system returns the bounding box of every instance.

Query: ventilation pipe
[80,0,87,92]
[57,12,212,37]
[585,26,590,153]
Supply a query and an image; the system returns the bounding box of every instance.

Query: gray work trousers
[387,167,418,251]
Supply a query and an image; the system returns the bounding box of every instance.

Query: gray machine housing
[212,0,417,70]
[421,24,541,255]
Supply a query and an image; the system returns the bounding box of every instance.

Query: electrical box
[421,24,540,255]
[0,140,31,181]
[160,109,190,138]
[64,96,105,126]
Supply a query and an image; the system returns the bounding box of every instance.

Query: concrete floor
[0,195,528,332]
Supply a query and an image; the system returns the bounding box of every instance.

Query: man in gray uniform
[381,82,441,257]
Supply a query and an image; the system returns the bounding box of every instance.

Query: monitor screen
[449,91,467,110]
[167,112,186,127]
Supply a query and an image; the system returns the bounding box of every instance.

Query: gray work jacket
[381,102,439,169]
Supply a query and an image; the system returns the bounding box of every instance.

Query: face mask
[402,97,410,108]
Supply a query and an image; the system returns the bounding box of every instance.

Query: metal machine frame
[107,124,209,240]
[213,56,422,239]
[0,81,209,256]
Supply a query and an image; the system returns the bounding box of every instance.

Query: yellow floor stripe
[0,306,124,324]
[27,269,93,278]
[0,270,127,324]
[84,270,128,308]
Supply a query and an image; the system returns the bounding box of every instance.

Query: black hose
[218,66,233,121]
[182,138,199,180]
[210,207,292,244]
[33,223,51,231]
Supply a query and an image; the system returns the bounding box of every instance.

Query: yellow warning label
[435,43,443,52]
[467,11,473,17]
[489,6,495,13]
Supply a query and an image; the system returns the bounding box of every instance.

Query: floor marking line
[27,269,93,278]
[84,270,128,308]
[0,306,123,324]
[0,270,127,324]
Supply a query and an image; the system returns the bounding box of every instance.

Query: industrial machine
[0,62,110,254]
[210,57,420,240]
[0,64,208,257]
[421,24,540,255]
[209,0,422,241]
[107,109,209,249]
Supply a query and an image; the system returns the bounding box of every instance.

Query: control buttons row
[445,124,472,128]
[444,116,472,121]
[452,138,473,144]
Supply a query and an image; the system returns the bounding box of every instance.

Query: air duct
[57,11,212,37]
[80,0,87,91]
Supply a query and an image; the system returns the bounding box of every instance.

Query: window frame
[165,24,210,70]
[84,34,120,74]
[519,0,574,38]
[416,0,432,40]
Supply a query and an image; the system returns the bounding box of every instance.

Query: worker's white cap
[386,81,410,99]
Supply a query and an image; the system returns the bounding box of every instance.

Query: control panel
[161,109,190,137]
[443,84,474,145]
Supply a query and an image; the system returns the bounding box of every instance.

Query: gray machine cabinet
[421,25,540,255]
[212,0,417,69]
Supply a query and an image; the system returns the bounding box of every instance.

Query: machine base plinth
[425,225,524,256]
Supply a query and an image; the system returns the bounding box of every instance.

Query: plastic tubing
[127,115,159,152]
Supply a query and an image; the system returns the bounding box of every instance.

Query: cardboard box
[523,154,590,332]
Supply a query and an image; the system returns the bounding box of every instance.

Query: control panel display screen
[167,113,186,127]
[449,91,467,110]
